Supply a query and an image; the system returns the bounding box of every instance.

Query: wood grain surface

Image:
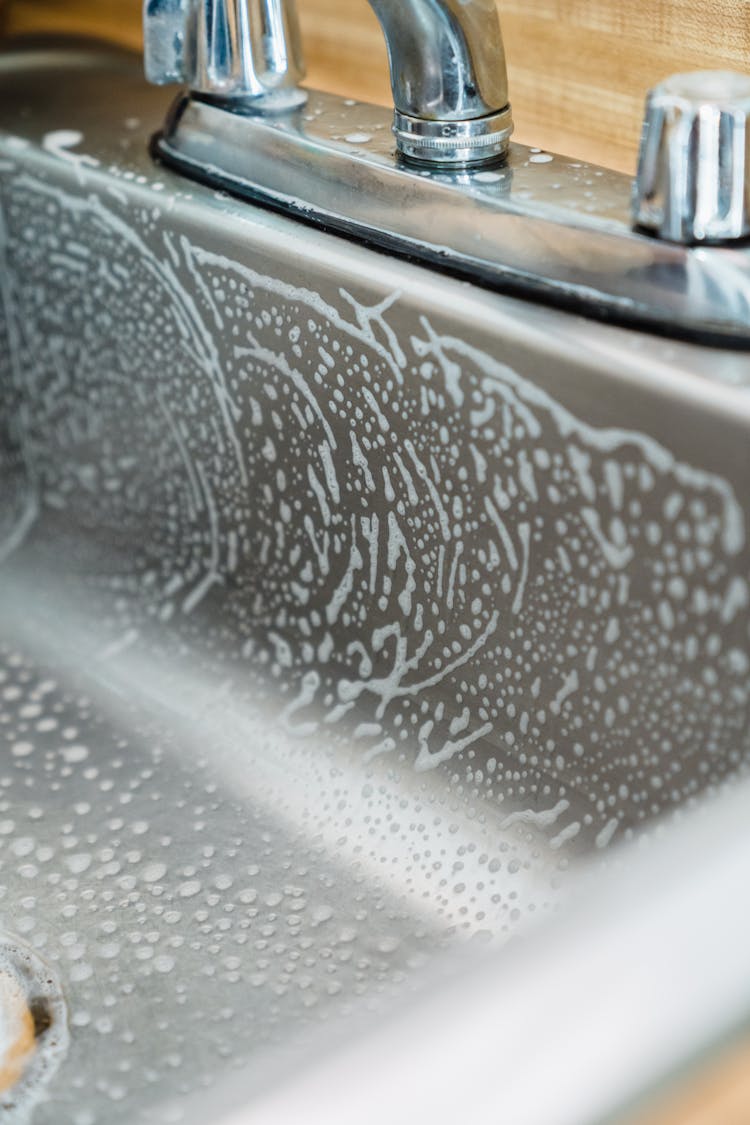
[3,1,750,1121]
[626,1035,750,1125]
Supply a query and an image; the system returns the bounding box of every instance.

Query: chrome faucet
[144,0,750,341]
[145,0,513,164]
[368,0,513,164]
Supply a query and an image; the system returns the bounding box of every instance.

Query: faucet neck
[368,0,513,165]
[368,0,509,122]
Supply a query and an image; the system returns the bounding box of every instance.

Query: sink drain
[0,935,68,1120]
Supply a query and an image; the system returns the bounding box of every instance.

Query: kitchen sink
[0,39,750,1125]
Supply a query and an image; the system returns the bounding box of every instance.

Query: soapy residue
[0,139,748,1122]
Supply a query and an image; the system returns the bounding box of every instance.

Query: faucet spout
[368,0,513,166]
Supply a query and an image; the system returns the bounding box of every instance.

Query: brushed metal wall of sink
[0,42,749,1125]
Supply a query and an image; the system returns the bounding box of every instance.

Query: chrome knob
[634,70,750,244]
[144,0,306,109]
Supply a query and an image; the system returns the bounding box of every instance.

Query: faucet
[368,0,513,164]
[143,0,750,340]
[145,0,513,165]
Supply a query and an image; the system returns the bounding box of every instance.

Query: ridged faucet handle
[144,0,306,109]
[634,70,750,244]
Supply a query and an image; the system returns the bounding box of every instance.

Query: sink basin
[1,41,750,1125]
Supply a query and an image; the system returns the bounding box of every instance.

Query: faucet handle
[144,0,186,86]
[634,70,750,244]
[144,0,306,108]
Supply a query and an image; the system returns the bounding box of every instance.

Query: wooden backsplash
[5,0,750,169]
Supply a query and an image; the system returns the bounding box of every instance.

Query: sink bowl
[1,41,750,1125]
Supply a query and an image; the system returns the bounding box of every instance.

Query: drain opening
[28,996,54,1040]
[0,935,68,1120]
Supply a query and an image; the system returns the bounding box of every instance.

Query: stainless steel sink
[1,40,750,1125]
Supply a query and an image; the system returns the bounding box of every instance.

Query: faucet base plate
[153,89,750,347]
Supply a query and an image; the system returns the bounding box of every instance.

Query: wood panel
[626,1035,750,1125]
[5,0,750,169]
[498,0,750,168]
